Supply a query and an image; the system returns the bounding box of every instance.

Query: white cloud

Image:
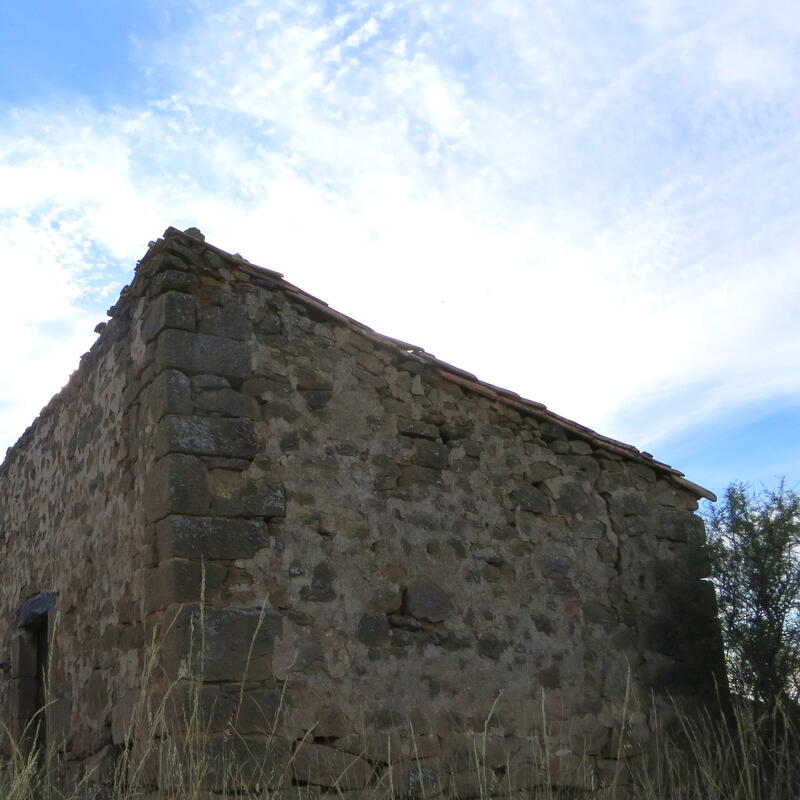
[2,0,800,472]
[0,214,103,453]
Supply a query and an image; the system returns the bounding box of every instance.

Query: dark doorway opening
[15,592,56,760]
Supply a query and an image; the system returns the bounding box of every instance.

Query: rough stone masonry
[0,227,726,796]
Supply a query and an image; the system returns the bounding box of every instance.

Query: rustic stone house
[0,227,725,795]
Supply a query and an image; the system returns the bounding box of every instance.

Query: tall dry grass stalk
[1,603,798,799]
[637,697,800,800]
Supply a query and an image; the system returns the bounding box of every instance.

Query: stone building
[0,227,725,795]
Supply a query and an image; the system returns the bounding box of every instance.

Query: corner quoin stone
[155,415,258,459]
[141,291,196,343]
[155,329,251,381]
[143,454,209,522]
[156,515,268,561]
[146,369,192,419]
[209,474,286,518]
[166,605,283,681]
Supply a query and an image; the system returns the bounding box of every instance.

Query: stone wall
[0,276,153,782]
[136,229,725,794]
[0,226,726,795]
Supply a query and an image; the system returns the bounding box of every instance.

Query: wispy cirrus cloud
[2,0,799,489]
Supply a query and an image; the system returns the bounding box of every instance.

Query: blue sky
[1,0,799,502]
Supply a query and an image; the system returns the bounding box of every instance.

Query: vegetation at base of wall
[1,614,799,800]
[702,480,800,705]
[1,691,799,799]
[2,547,799,800]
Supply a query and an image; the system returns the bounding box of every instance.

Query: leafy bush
[702,481,800,704]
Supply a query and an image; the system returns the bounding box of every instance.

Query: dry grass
[2,607,798,799]
[3,679,798,799]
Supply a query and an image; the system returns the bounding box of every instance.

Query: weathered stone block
[166,681,237,733]
[440,421,472,441]
[537,663,561,688]
[165,605,283,681]
[302,390,333,410]
[397,465,441,487]
[671,539,712,579]
[446,770,486,798]
[193,388,258,418]
[279,430,300,450]
[615,515,649,538]
[334,730,440,763]
[156,329,250,380]
[404,578,452,623]
[656,508,705,542]
[313,507,367,538]
[554,482,594,515]
[477,633,509,659]
[602,725,648,759]
[300,561,337,602]
[209,472,286,517]
[582,601,616,627]
[562,453,601,476]
[154,734,291,790]
[525,462,562,483]
[155,415,258,459]
[356,612,391,646]
[608,492,648,517]
[79,744,118,787]
[48,695,73,749]
[536,548,574,577]
[144,454,209,521]
[499,754,595,791]
[398,419,440,440]
[385,760,442,797]
[110,690,140,746]
[539,422,567,442]
[441,732,520,770]
[191,374,230,390]
[294,366,333,391]
[199,306,253,341]
[146,369,192,419]
[242,375,286,398]
[575,519,605,539]
[233,688,285,734]
[256,314,283,335]
[201,457,248,473]
[412,440,449,470]
[145,559,227,611]
[142,291,196,342]
[461,439,482,458]
[156,515,268,560]
[291,743,373,789]
[148,269,199,297]
[510,486,550,513]
[597,468,632,494]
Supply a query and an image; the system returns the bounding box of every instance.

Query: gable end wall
[0,229,727,793]
[136,231,726,790]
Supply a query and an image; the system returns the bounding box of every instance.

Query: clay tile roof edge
[165,227,717,502]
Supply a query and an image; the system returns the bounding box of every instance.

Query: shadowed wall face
[0,228,727,794]
[0,286,150,774]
